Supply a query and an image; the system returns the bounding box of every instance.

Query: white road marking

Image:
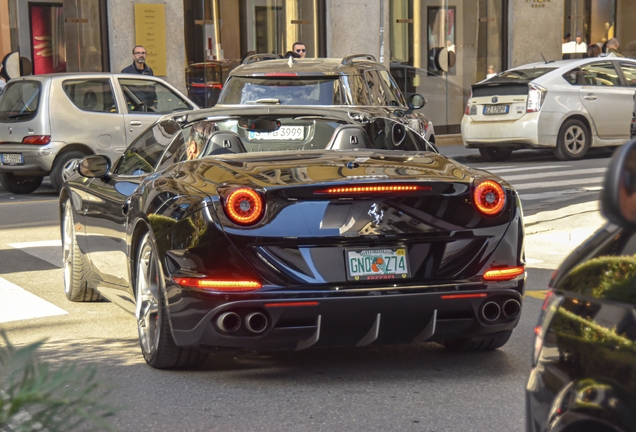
[8,240,62,268]
[485,165,571,174]
[520,188,600,201]
[0,277,67,323]
[503,167,606,182]
[513,177,604,191]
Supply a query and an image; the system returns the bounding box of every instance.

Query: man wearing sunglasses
[121,45,154,76]
[292,41,307,58]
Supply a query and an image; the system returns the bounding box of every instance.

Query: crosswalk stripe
[8,240,62,268]
[513,177,604,191]
[502,167,606,182]
[520,188,601,201]
[486,165,571,174]
[0,277,67,323]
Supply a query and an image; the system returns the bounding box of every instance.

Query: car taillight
[483,266,525,281]
[173,277,261,292]
[526,83,547,113]
[223,187,265,226]
[22,135,51,145]
[473,179,506,216]
[464,90,474,115]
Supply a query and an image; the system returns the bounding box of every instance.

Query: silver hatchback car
[0,73,198,193]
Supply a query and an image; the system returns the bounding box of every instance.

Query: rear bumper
[461,112,556,149]
[166,285,524,351]
[0,141,65,174]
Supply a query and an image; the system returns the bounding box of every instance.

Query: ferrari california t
[60,105,525,369]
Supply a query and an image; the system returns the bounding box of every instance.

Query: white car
[461,54,636,161]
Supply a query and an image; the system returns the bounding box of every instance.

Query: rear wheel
[478,147,513,162]
[62,199,102,302]
[135,232,207,369]
[0,172,43,194]
[442,330,513,351]
[50,151,87,192]
[554,119,590,160]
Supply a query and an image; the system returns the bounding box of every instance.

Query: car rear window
[495,68,556,81]
[0,81,41,122]
[219,77,343,105]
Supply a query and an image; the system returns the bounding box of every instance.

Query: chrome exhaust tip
[245,312,268,334]
[481,301,501,322]
[502,299,521,318]
[216,311,241,333]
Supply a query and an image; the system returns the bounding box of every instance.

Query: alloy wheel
[563,125,586,155]
[136,234,161,355]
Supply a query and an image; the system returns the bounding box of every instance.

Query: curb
[435,133,463,147]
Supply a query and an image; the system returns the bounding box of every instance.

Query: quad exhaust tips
[481,301,501,322]
[502,299,521,319]
[215,310,269,334]
[216,311,241,333]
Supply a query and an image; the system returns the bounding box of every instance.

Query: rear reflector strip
[314,185,430,195]
[264,301,319,308]
[441,293,488,300]
[22,135,51,145]
[173,277,261,291]
[483,266,525,281]
[264,73,298,77]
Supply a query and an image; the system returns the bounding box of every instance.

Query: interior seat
[202,130,247,156]
[325,124,372,150]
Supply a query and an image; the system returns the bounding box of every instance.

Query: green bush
[0,331,117,431]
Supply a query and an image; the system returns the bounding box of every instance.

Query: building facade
[0,0,633,135]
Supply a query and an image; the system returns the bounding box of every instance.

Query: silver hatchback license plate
[346,247,410,281]
[484,105,509,115]
[1,153,24,165]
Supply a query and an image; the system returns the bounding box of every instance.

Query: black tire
[135,232,207,369]
[62,199,102,302]
[442,330,513,351]
[478,147,513,162]
[554,118,590,161]
[50,151,87,192]
[0,172,43,194]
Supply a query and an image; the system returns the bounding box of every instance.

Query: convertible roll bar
[242,53,283,65]
[341,54,377,65]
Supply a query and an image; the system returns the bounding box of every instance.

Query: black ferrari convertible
[60,106,525,369]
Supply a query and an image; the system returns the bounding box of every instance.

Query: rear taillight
[464,90,474,115]
[314,184,429,195]
[473,179,506,216]
[483,266,525,281]
[22,135,51,145]
[526,83,547,113]
[173,277,261,292]
[264,73,298,77]
[223,187,265,226]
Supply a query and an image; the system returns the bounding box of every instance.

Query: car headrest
[203,131,247,156]
[325,125,372,150]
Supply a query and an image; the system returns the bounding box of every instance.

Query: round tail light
[223,187,265,225]
[473,180,506,216]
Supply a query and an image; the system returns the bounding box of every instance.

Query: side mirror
[601,139,636,226]
[408,94,426,110]
[78,155,111,179]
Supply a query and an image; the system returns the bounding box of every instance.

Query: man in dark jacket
[121,46,154,75]
[607,38,624,57]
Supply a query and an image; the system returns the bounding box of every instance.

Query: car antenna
[540,53,554,64]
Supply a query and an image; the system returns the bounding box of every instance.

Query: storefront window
[390,0,504,134]
[562,0,616,58]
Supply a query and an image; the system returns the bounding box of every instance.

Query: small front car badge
[368,203,384,226]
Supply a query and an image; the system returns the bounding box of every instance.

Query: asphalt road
[0,146,612,431]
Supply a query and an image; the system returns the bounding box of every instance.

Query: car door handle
[130,121,143,126]
[583,94,597,101]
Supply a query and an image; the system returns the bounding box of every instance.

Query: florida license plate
[483,105,509,115]
[1,153,24,165]
[249,126,304,140]
[346,247,410,281]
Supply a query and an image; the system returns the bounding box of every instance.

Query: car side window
[114,119,181,175]
[580,62,620,86]
[365,70,392,105]
[118,78,191,114]
[620,63,636,87]
[341,75,371,105]
[62,79,118,113]
[562,67,581,85]
[378,70,406,107]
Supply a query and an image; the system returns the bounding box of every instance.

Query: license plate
[249,126,304,140]
[1,153,24,165]
[484,105,509,115]
[346,247,410,281]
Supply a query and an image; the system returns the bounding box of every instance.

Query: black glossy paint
[60,105,525,355]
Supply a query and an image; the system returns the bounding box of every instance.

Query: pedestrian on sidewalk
[292,42,307,58]
[606,38,624,57]
[121,45,154,75]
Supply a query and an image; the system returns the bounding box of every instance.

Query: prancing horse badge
[368,203,384,226]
